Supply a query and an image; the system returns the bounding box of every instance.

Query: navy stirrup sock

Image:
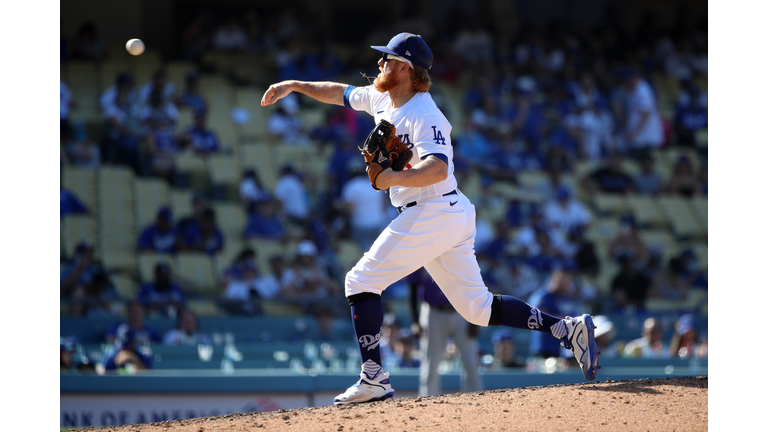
[348,295,384,379]
[497,295,563,335]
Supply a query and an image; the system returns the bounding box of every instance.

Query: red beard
[373,68,400,93]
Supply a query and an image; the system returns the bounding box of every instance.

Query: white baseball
[126,39,145,56]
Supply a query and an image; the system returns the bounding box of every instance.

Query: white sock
[550,319,568,339]
[362,359,382,379]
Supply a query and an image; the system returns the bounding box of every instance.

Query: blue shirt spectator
[138,207,178,254]
[527,270,580,358]
[101,330,154,371]
[137,262,186,317]
[60,188,88,219]
[184,109,220,155]
[105,301,163,344]
[179,208,224,255]
[243,199,286,240]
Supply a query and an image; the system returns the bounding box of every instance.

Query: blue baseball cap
[371,33,433,70]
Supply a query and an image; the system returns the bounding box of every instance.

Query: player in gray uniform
[261,32,600,405]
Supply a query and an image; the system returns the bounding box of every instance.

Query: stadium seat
[690,196,708,228]
[166,61,198,91]
[101,250,138,276]
[176,106,196,131]
[641,229,679,262]
[174,153,209,191]
[61,216,99,257]
[337,240,363,272]
[261,300,304,316]
[98,166,135,204]
[656,196,707,239]
[626,195,668,228]
[186,298,225,317]
[240,143,277,191]
[590,218,621,244]
[62,168,98,210]
[170,189,195,221]
[111,273,139,299]
[249,239,287,273]
[213,202,247,241]
[695,128,708,149]
[134,177,171,228]
[175,253,218,295]
[591,193,628,216]
[208,154,241,200]
[138,253,177,284]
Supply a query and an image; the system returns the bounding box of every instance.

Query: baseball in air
[125,39,145,56]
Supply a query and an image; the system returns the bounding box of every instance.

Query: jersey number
[431,126,446,145]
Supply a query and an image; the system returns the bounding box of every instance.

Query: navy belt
[397,190,457,214]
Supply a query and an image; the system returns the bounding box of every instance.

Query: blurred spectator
[60,188,89,219]
[564,225,601,278]
[608,214,649,266]
[254,255,297,299]
[623,317,670,359]
[142,89,181,183]
[452,19,494,65]
[282,240,339,301]
[163,308,213,346]
[102,73,143,173]
[63,124,101,170]
[610,253,653,311]
[137,207,178,255]
[218,247,257,290]
[408,267,482,396]
[490,329,525,369]
[105,301,162,345]
[542,186,592,233]
[61,336,95,373]
[393,335,421,369]
[339,170,390,252]
[306,306,349,342]
[633,154,662,195]
[223,258,264,315]
[137,262,187,317]
[527,269,581,361]
[176,192,208,236]
[101,330,153,371]
[565,100,606,161]
[621,67,664,160]
[239,169,269,214]
[175,72,207,113]
[582,153,635,194]
[180,12,212,61]
[180,108,220,156]
[61,80,74,139]
[70,21,106,61]
[669,314,707,359]
[698,162,707,196]
[267,95,312,146]
[60,241,118,317]
[138,69,176,108]
[274,165,310,226]
[212,15,249,51]
[592,315,619,358]
[178,208,224,256]
[674,79,708,148]
[243,198,287,240]
[100,72,138,113]
[665,155,699,197]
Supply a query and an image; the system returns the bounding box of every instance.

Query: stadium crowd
[61,2,707,374]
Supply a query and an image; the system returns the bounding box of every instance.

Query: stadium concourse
[60,2,707,425]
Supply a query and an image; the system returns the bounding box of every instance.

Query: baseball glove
[359,120,413,190]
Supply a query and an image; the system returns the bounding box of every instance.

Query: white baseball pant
[344,190,494,327]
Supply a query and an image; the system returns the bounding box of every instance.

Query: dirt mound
[92,376,708,432]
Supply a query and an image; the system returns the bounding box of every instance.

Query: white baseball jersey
[344,85,458,207]
[342,84,494,327]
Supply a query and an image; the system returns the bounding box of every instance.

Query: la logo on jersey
[431,126,446,145]
[397,134,413,149]
[359,333,381,351]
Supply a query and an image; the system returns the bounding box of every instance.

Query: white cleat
[333,371,395,405]
[561,314,600,381]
